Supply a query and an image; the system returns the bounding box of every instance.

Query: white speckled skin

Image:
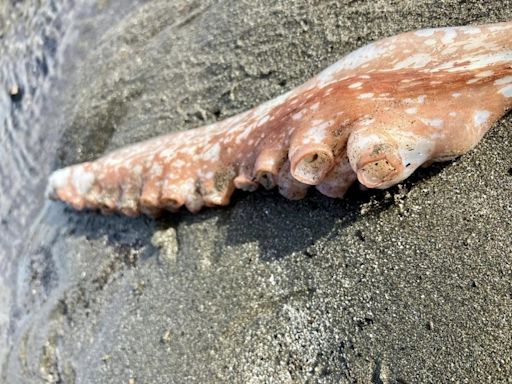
[48,21,512,216]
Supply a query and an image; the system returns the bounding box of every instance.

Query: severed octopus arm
[47,21,512,216]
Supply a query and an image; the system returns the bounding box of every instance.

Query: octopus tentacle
[48,21,512,216]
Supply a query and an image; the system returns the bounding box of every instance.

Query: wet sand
[1,1,511,382]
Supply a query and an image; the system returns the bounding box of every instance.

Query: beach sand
[2,1,511,382]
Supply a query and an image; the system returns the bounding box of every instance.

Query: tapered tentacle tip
[46,167,71,200]
[46,164,96,210]
[290,144,335,185]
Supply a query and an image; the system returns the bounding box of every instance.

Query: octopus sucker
[316,154,357,199]
[253,147,288,190]
[47,21,512,216]
[276,160,310,200]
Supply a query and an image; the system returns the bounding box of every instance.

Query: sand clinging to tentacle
[48,21,512,216]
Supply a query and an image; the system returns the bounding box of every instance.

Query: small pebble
[9,84,23,102]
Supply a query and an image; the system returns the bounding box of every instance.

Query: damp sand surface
[1,1,511,383]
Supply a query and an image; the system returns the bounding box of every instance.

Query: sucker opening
[290,148,334,185]
[357,159,399,188]
[256,171,276,190]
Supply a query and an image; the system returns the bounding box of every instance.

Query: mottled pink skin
[48,21,512,216]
